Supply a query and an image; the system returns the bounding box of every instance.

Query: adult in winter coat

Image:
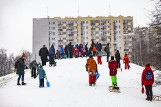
[49,45,55,59]
[86,55,98,86]
[108,56,118,87]
[30,60,38,78]
[16,53,27,85]
[141,64,154,101]
[39,45,49,66]
[68,42,73,58]
[115,50,121,68]
[49,45,55,65]
[104,43,110,62]
[85,43,89,57]
[123,54,130,69]
[98,43,102,51]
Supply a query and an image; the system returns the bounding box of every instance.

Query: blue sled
[46,78,50,87]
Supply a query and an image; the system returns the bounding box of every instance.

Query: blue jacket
[49,46,55,55]
[37,68,46,79]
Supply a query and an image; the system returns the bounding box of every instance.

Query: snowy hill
[0,56,161,107]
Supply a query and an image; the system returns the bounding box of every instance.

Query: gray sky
[0,0,155,56]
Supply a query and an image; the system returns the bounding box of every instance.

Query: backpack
[15,59,19,69]
[145,70,153,80]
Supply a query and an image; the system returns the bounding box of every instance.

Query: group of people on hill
[14,41,154,101]
[15,53,47,88]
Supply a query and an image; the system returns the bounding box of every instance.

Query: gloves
[89,72,92,75]
[45,75,47,79]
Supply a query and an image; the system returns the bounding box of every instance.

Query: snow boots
[22,82,26,85]
[146,96,152,101]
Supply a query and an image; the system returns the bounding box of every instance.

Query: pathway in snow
[0,56,161,107]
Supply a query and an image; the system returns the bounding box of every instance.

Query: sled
[46,79,50,87]
[109,86,120,93]
[96,72,100,80]
[153,95,161,101]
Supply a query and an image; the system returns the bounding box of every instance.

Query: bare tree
[149,0,161,70]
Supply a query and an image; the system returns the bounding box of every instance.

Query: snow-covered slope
[0,56,161,107]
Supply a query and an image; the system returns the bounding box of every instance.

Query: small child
[97,51,102,64]
[85,54,98,86]
[108,56,118,88]
[37,64,47,88]
[141,64,154,101]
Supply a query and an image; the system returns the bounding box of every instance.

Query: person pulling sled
[86,54,98,86]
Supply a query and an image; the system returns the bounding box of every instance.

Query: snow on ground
[0,56,161,107]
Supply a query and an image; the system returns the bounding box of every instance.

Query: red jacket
[123,55,129,63]
[108,60,118,76]
[141,65,154,86]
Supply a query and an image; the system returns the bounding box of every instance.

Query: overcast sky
[0,0,156,56]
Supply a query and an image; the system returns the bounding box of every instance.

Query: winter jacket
[108,60,118,76]
[39,47,49,61]
[115,52,121,61]
[37,68,46,79]
[123,55,129,63]
[93,46,97,52]
[141,65,154,86]
[49,46,55,55]
[86,58,97,73]
[104,44,110,53]
[16,58,25,75]
[97,51,102,56]
[74,48,79,56]
[59,47,64,54]
[30,60,38,68]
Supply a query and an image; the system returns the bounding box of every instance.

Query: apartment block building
[33,16,133,62]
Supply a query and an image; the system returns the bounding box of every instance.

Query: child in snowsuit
[97,51,102,64]
[141,64,154,101]
[123,54,130,69]
[30,60,38,78]
[108,56,118,87]
[86,54,98,86]
[37,64,47,88]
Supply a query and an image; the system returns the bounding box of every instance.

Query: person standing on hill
[16,53,27,85]
[108,56,118,88]
[30,60,38,78]
[123,54,130,69]
[115,50,121,68]
[97,50,102,64]
[141,64,154,101]
[37,64,47,88]
[86,55,98,86]
[39,45,49,66]
[104,43,110,62]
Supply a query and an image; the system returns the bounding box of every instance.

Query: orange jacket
[86,58,97,73]
[93,46,97,52]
